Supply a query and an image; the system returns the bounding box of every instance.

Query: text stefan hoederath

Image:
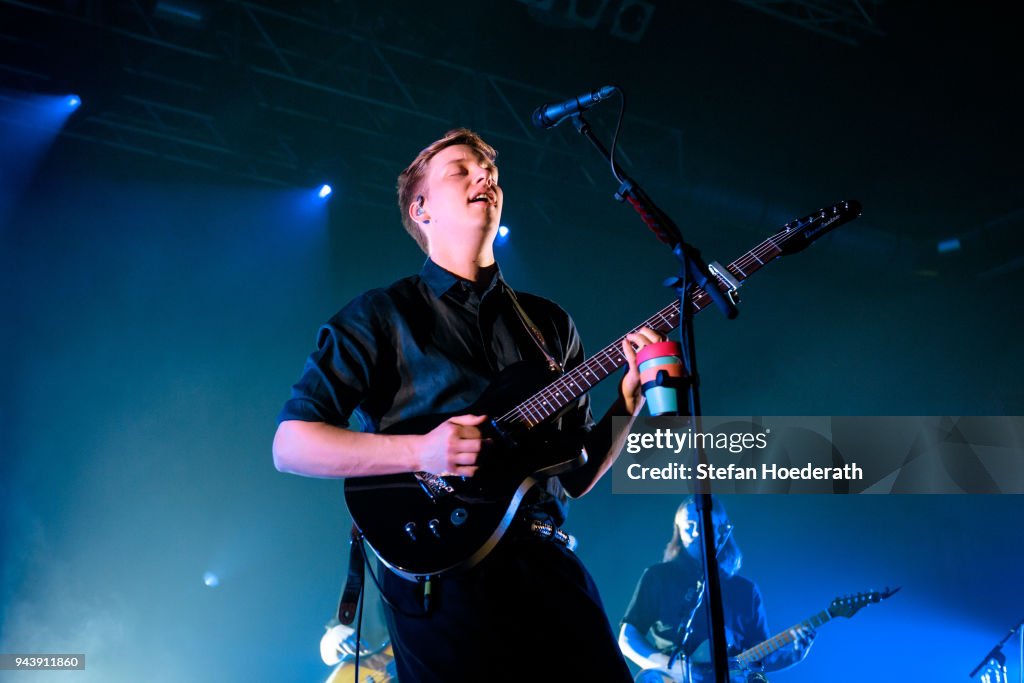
[621,426,863,483]
[616,416,1024,494]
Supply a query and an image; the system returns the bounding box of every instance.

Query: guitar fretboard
[734,610,832,667]
[493,225,795,431]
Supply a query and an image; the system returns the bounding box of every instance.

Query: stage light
[203,571,220,588]
[495,225,510,247]
[610,0,655,42]
[66,95,81,111]
[318,184,333,199]
[569,0,612,28]
[937,238,961,254]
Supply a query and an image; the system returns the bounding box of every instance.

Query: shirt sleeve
[277,294,383,427]
[621,566,659,634]
[740,580,771,649]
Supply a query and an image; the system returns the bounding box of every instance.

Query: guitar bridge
[414,472,456,500]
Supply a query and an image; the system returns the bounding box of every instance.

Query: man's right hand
[416,414,490,477]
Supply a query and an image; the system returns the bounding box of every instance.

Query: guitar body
[634,663,767,683]
[325,645,396,683]
[344,360,584,580]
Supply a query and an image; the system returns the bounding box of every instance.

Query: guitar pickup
[708,261,742,305]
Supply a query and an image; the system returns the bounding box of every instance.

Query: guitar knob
[404,522,417,541]
[450,508,468,526]
[428,519,441,538]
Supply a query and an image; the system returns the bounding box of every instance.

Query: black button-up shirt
[279,258,594,521]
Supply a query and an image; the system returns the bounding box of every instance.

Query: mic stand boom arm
[569,112,735,683]
[568,114,738,321]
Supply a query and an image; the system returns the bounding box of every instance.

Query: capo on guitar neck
[708,261,742,306]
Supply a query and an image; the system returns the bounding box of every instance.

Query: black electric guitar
[638,586,899,683]
[344,201,862,580]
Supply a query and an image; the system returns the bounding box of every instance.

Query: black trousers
[381,533,633,682]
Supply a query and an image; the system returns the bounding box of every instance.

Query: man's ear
[408,195,431,226]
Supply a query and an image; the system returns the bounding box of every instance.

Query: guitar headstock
[776,200,862,256]
[828,586,900,619]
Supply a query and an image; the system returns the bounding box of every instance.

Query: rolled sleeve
[277,295,382,427]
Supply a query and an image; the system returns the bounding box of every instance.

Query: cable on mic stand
[540,83,738,683]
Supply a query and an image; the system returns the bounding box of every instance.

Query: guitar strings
[493,232,782,430]
[496,219,814,429]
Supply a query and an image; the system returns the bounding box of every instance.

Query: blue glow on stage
[496,224,510,245]
[0,89,83,227]
[318,184,333,199]
[938,237,961,253]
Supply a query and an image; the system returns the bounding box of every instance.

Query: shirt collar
[420,258,504,298]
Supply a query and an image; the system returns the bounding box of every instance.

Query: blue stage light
[937,238,961,254]
[66,95,81,110]
[318,184,333,199]
[495,225,510,247]
[203,571,220,588]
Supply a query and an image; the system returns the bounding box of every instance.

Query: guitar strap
[334,287,560,621]
[337,524,365,625]
[504,285,563,373]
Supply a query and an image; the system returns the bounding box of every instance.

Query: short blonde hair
[396,128,498,253]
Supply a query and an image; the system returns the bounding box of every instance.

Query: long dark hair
[663,496,743,576]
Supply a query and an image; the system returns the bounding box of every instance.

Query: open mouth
[468,191,495,205]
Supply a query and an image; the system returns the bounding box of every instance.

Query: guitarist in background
[619,497,815,682]
[273,128,661,682]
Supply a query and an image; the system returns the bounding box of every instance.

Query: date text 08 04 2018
[626,462,864,481]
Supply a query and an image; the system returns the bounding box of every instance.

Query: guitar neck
[495,229,787,430]
[734,610,832,667]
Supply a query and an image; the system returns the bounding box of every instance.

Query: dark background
[2,1,1022,681]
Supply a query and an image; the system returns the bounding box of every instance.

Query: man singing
[274,128,660,681]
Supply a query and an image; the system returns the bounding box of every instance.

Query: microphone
[531,85,618,129]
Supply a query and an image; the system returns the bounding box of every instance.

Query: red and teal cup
[636,340,686,416]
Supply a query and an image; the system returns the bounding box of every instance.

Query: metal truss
[0,0,685,209]
[731,0,885,46]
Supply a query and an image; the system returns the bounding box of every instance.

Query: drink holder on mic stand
[566,102,739,683]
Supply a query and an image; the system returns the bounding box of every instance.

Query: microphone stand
[674,525,736,680]
[569,112,738,683]
[969,617,1024,682]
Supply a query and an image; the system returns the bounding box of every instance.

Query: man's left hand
[620,326,666,414]
[789,625,816,659]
